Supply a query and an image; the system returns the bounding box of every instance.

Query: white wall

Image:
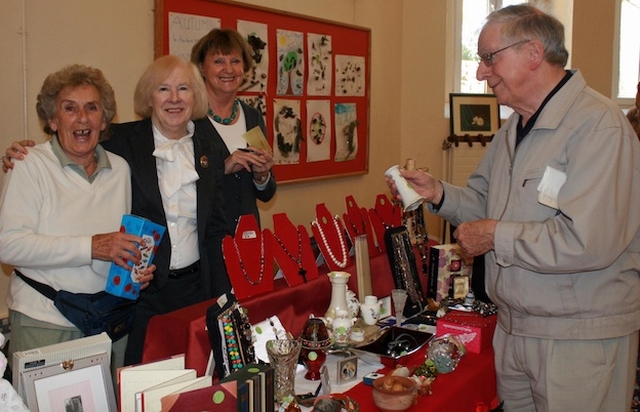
[0,0,613,322]
[0,0,414,318]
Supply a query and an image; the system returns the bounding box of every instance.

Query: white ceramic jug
[331,309,355,345]
[360,295,381,325]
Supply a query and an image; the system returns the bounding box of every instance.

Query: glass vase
[266,338,302,405]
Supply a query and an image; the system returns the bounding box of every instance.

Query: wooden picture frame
[449,93,500,137]
[22,352,116,412]
[154,0,371,184]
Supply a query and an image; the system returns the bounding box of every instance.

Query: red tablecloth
[346,346,498,411]
[142,248,498,410]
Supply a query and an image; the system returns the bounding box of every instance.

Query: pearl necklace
[272,229,307,282]
[208,99,239,125]
[232,235,265,285]
[312,215,348,268]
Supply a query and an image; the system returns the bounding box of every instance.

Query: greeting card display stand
[265,213,319,287]
[222,214,274,301]
[367,194,402,253]
[342,195,380,257]
[310,203,352,272]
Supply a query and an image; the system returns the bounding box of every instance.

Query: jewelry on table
[273,229,307,283]
[232,235,266,285]
[312,215,348,268]
[208,99,239,125]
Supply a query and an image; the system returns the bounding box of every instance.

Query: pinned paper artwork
[335,55,365,96]
[157,1,370,183]
[237,20,269,93]
[334,103,358,162]
[237,94,267,121]
[273,99,302,164]
[306,99,331,162]
[307,33,333,96]
[276,29,304,96]
[168,12,219,61]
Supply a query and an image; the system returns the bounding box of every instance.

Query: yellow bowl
[372,375,417,412]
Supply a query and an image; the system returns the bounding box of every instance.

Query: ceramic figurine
[346,289,360,319]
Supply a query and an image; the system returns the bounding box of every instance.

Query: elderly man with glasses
[388,5,640,411]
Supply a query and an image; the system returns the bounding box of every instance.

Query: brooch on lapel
[200,156,209,168]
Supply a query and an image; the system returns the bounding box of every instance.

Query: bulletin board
[155,0,371,184]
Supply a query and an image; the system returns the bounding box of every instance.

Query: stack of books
[219,363,275,412]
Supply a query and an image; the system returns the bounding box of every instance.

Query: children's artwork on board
[237,94,267,122]
[168,12,220,61]
[335,55,365,96]
[273,99,302,164]
[157,0,370,183]
[276,29,304,96]
[307,99,331,162]
[307,33,332,96]
[237,20,269,93]
[334,102,358,162]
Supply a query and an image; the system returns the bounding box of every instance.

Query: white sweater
[0,141,131,327]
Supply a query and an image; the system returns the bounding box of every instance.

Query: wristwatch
[253,172,269,184]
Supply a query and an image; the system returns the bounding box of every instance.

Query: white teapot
[360,295,381,325]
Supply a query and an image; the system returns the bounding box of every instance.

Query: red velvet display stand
[222,214,274,301]
[342,195,380,257]
[310,203,352,271]
[367,194,402,253]
[265,212,319,287]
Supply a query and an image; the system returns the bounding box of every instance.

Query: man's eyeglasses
[478,40,530,67]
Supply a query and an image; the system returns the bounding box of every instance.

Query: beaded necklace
[232,235,265,285]
[371,207,392,230]
[208,99,239,125]
[221,312,244,371]
[273,229,307,282]
[312,215,348,268]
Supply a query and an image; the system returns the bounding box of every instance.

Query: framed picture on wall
[449,93,500,137]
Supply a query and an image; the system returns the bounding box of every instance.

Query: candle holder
[298,317,332,380]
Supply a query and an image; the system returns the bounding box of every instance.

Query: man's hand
[385,167,444,205]
[453,219,498,257]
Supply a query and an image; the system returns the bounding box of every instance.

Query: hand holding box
[105,215,166,300]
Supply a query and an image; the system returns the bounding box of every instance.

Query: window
[450,0,573,96]
[615,0,640,103]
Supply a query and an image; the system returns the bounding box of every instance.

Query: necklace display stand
[367,194,402,253]
[342,195,380,257]
[265,213,319,287]
[310,203,351,272]
[222,214,273,300]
